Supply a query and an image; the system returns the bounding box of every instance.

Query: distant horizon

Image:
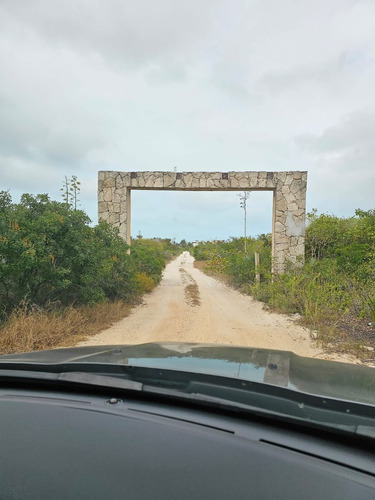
[4,182,371,244]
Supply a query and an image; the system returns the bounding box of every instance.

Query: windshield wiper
[0,369,142,390]
[58,371,143,390]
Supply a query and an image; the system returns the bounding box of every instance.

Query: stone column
[273,172,307,274]
[98,171,130,244]
[123,187,131,245]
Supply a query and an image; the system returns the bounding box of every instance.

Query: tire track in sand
[76,252,357,363]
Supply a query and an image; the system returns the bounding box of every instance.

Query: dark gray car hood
[1,342,374,404]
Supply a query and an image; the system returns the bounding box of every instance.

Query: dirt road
[78,252,355,362]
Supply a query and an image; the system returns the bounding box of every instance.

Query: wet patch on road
[179,268,201,307]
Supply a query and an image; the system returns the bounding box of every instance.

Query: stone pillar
[124,187,131,245]
[273,172,307,273]
[98,171,130,244]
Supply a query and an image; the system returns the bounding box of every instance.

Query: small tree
[60,175,81,210]
[70,175,81,210]
[237,192,251,256]
[60,176,70,205]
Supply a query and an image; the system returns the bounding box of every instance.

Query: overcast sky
[1,0,374,241]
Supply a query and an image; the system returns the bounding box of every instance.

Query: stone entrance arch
[98,171,307,274]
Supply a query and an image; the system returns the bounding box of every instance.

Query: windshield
[1,1,374,415]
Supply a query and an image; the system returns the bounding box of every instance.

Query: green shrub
[0,191,173,321]
[194,235,272,288]
[134,272,155,294]
[194,209,375,329]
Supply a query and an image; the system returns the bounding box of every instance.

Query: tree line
[0,190,182,322]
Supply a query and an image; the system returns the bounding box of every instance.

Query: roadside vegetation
[194,208,375,360]
[0,189,183,354]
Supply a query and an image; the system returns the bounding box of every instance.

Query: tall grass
[0,301,132,355]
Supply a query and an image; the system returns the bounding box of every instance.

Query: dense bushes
[194,209,375,336]
[303,209,375,322]
[305,209,375,283]
[130,238,168,285]
[193,235,272,290]
[0,191,181,321]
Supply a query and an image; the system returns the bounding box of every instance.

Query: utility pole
[237,191,251,256]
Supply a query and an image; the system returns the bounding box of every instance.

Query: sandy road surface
[78,252,355,362]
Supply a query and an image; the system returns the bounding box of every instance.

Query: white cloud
[296,109,375,216]
[0,0,374,239]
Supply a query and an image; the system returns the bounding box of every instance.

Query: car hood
[1,342,375,404]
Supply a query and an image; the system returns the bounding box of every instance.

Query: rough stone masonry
[98,171,307,274]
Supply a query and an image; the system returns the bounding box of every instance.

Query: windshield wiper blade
[0,369,142,391]
[57,372,143,391]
